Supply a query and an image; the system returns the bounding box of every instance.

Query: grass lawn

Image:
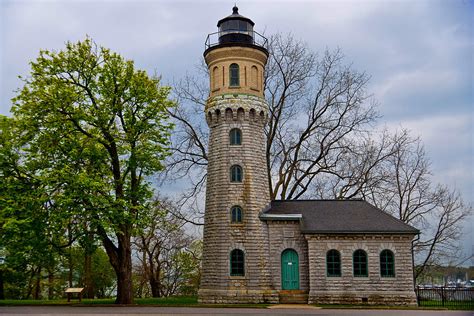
[0,296,269,308]
[0,296,198,306]
[2,297,470,310]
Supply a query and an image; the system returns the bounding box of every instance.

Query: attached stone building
[198,6,419,306]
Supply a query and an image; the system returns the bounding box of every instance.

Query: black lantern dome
[217,6,254,45]
[204,6,267,56]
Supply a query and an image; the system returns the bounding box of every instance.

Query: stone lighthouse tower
[199,6,277,303]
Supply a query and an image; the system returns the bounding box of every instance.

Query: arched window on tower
[230,165,243,182]
[231,205,243,223]
[229,128,242,145]
[229,63,240,87]
[230,249,245,276]
[380,249,395,277]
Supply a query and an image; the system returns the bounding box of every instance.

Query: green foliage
[1,37,175,303]
[171,240,202,296]
[68,247,116,298]
[9,37,174,232]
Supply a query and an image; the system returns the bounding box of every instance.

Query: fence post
[441,287,445,307]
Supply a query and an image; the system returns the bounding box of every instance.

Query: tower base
[198,288,279,304]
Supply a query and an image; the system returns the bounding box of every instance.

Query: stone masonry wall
[306,234,417,306]
[198,94,278,303]
[266,221,309,292]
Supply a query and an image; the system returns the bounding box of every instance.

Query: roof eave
[259,213,302,221]
[301,230,420,235]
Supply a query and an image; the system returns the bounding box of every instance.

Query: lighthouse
[198,6,278,303]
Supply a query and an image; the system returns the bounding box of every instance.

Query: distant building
[198,6,419,306]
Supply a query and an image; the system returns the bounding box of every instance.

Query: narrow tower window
[230,249,245,276]
[229,63,240,87]
[353,249,368,277]
[229,128,242,145]
[212,66,219,90]
[326,249,341,277]
[230,165,243,182]
[231,205,243,223]
[380,249,395,277]
[251,65,258,90]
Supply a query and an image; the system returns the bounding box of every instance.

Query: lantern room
[217,6,255,45]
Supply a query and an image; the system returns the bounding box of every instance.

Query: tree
[0,116,63,299]
[264,36,377,200]
[4,38,174,303]
[362,135,471,279]
[165,33,377,216]
[133,197,201,297]
[163,33,471,278]
[69,246,116,298]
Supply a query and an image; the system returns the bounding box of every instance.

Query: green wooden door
[281,249,299,290]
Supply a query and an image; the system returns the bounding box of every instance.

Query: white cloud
[383,113,473,198]
[1,0,472,254]
[374,68,460,102]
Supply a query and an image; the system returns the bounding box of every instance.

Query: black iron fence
[416,286,474,309]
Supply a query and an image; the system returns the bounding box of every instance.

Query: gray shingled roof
[260,199,419,234]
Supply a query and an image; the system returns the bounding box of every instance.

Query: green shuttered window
[230,128,242,145]
[231,205,243,223]
[353,249,368,277]
[230,249,245,276]
[326,249,341,277]
[380,249,395,277]
[230,165,243,182]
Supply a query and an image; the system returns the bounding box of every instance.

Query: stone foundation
[309,290,417,306]
[198,288,279,304]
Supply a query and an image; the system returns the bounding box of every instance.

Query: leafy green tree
[4,38,174,303]
[69,246,116,298]
[0,116,62,300]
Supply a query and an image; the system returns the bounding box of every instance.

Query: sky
[0,0,473,263]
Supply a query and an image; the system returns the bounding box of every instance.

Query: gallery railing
[205,30,268,51]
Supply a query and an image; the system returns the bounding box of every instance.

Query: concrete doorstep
[268,304,322,309]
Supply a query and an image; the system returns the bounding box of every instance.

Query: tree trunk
[68,247,73,288]
[115,235,133,304]
[149,275,161,298]
[0,270,4,300]
[68,225,73,287]
[84,252,94,298]
[101,229,133,304]
[147,250,161,298]
[33,267,41,300]
[48,269,54,299]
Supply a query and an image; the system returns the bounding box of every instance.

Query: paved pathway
[0,306,472,316]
